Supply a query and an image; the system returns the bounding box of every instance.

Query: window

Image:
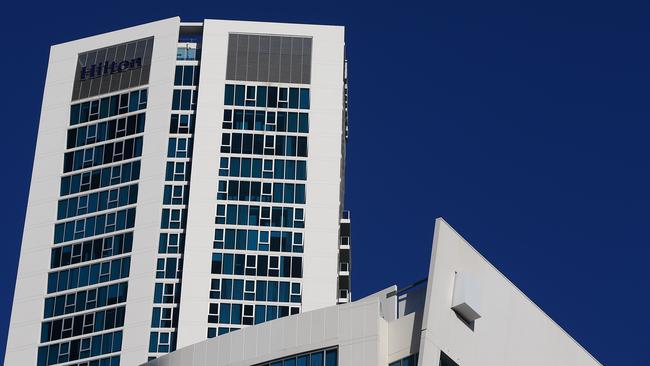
[163,185,188,205]
[161,208,186,229]
[439,352,459,366]
[154,283,180,304]
[149,331,175,353]
[209,279,220,300]
[168,137,192,158]
[151,307,176,328]
[159,233,184,254]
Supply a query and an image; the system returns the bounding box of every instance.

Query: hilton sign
[80,57,143,81]
[72,37,153,101]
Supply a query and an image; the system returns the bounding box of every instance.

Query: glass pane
[325,349,337,366]
[297,355,309,366]
[310,351,323,366]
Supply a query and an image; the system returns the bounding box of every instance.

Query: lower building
[142,218,602,366]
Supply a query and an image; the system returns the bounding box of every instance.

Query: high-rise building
[6,17,351,366]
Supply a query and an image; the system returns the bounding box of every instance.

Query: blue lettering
[79,58,143,81]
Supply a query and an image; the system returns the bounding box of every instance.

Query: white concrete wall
[147,297,382,366]
[418,218,602,366]
[4,17,180,366]
[177,19,346,348]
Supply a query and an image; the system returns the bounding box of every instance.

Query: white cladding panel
[146,298,382,366]
[418,219,601,366]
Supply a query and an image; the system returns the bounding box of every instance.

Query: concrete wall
[418,218,602,366]
[147,297,382,366]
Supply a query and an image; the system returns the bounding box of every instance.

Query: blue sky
[1,1,649,364]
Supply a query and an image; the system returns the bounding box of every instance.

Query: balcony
[338,262,350,275]
[339,236,350,249]
[340,210,350,223]
[337,289,350,303]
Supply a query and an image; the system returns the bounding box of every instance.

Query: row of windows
[209,278,301,303]
[219,157,307,181]
[218,180,306,204]
[63,136,143,173]
[170,113,195,134]
[171,89,198,111]
[174,65,200,86]
[167,137,193,158]
[153,283,181,304]
[47,257,131,294]
[70,355,120,366]
[66,355,120,366]
[41,306,125,342]
[211,253,302,278]
[223,109,309,133]
[61,161,141,196]
[214,229,303,253]
[51,233,133,269]
[54,208,136,244]
[221,133,308,157]
[256,348,338,366]
[224,84,310,110]
[206,326,240,337]
[148,331,176,354]
[209,302,300,327]
[37,330,122,366]
[165,161,191,182]
[67,113,145,149]
[151,306,179,329]
[215,204,305,228]
[70,88,147,126]
[44,282,128,318]
[57,184,138,220]
[155,258,182,279]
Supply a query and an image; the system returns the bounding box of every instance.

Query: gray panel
[98,47,112,95]
[88,49,105,96]
[124,42,137,87]
[103,46,118,94]
[129,40,146,88]
[235,34,249,81]
[247,35,260,82]
[114,44,128,91]
[72,53,87,100]
[140,38,153,85]
[269,36,281,83]
[290,37,303,84]
[258,35,270,82]
[78,51,95,99]
[72,37,154,101]
[225,33,312,84]
[302,38,312,84]
[226,34,238,80]
[279,37,292,83]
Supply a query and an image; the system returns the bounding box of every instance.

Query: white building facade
[6,18,351,366]
[142,218,603,366]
